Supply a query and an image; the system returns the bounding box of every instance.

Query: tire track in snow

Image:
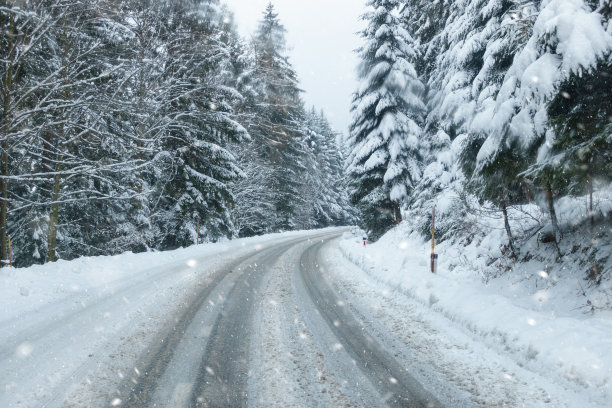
[248,238,356,407]
[189,233,340,407]
[113,232,337,407]
[115,255,246,408]
[298,239,443,408]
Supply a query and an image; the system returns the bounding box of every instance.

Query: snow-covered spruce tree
[300,109,334,228]
[406,0,533,248]
[474,0,612,245]
[346,0,426,240]
[464,1,540,235]
[400,0,458,240]
[271,108,309,232]
[86,0,175,255]
[403,0,452,76]
[224,10,279,237]
[153,0,247,249]
[230,141,276,236]
[441,0,537,251]
[304,108,357,227]
[532,5,612,227]
[243,3,308,232]
[218,10,275,237]
[544,60,612,220]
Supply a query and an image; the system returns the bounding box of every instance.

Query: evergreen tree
[154,0,247,248]
[536,60,612,226]
[346,0,426,240]
[97,0,174,254]
[246,3,309,231]
[305,108,357,227]
[476,0,611,245]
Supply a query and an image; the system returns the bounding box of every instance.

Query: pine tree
[245,3,309,231]
[477,0,611,245]
[154,0,247,248]
[346,0,426,240]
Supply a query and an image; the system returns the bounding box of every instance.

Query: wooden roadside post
[431,207,437,273]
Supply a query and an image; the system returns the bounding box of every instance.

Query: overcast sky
[221,0,367,135]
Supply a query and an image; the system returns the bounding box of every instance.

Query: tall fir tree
[154,0,247,248]
[246,3,309,231]
[346,0,426,240]
[304,108,357,227]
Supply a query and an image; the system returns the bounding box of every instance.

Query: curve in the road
[115,231,442,408]
[298,238,443,408]
[117,232,337,408]
[189,232,344,407]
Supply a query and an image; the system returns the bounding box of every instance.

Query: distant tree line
[0,0,355,267]
[347,0,611,245]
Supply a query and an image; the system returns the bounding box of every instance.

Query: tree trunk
[47,21,73,263]
[545,182,562,257]
[47,157,62,262]
[1,146,8,265]
[393,201,402,224]
[0,14,15,266]
[500,192,516,256]
[589,174,594,229]
[136,45,146,197]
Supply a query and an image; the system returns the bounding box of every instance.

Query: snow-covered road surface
[1,228,596,407]
[113,230,439,407]
[1,229,437,407]
[298,239,439,407]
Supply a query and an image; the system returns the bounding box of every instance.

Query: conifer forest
[346,0,611,254]
[1,1,355,267]
[2,0,611,271]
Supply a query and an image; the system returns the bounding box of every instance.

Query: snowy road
[4,228,585,407]
[298,239,439,407]
[1,229,442,407]
[111,230,439,407]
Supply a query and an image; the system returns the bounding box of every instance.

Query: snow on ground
[336,216,612,407]
[3,207,611,408]
[0,229,321,408]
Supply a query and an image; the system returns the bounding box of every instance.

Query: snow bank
[338,196,612,406]
[0,229,322,323]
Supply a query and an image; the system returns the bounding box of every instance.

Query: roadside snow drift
[338,223,612,407]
